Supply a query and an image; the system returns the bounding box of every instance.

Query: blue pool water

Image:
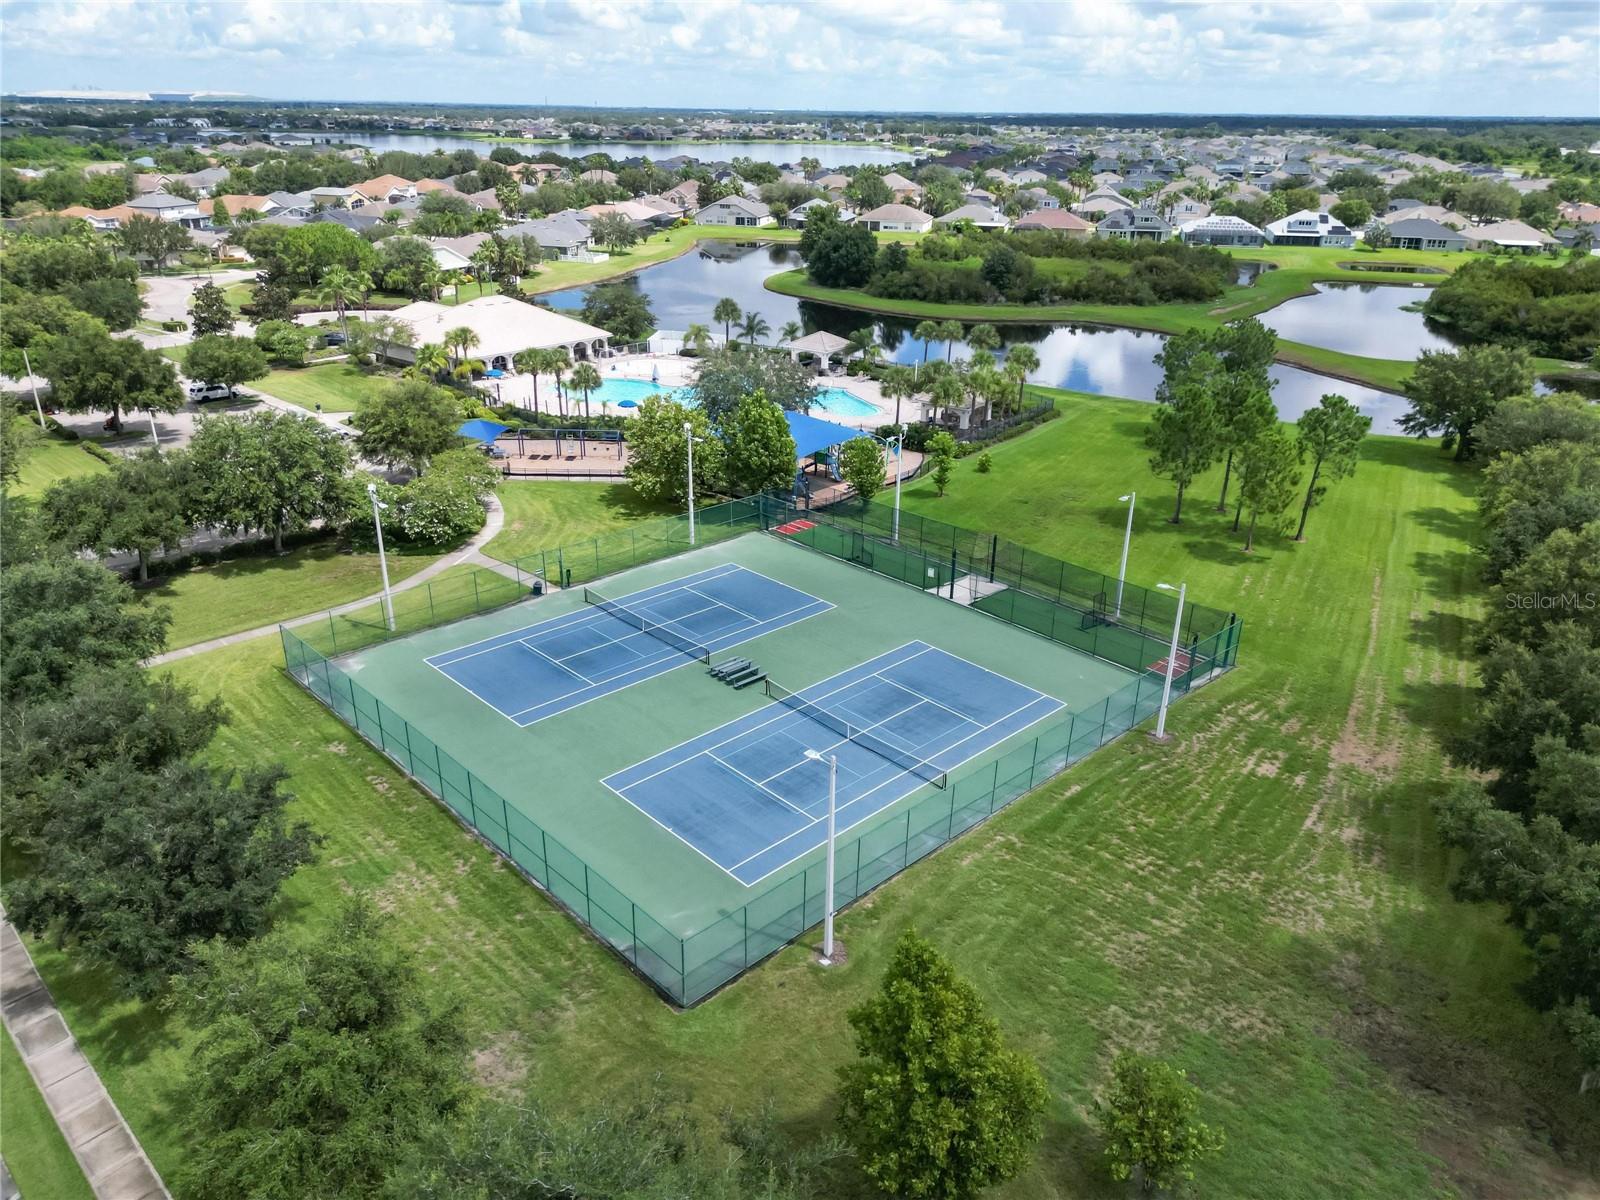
[589,376,879,420]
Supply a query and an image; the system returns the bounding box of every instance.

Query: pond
[541,242,1412,435]
[343,132,913,167]
[1259,282,1461,359]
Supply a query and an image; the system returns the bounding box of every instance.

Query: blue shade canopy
[458,418,510,445]
[784,410,870,459]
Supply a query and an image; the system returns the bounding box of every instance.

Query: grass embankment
[254,363,395,413]
[144,541,443,650]
[766,245,1562,393]
[483,480,675,564]
[1,1028,95,1200]
[18,393,1599,1197]
[9,422,110,497]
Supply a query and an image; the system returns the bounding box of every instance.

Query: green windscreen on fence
[280,493,1241,1005]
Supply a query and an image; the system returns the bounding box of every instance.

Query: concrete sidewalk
[145,494,518,666]
[0,910,168,1200]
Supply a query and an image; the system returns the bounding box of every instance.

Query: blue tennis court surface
[426,564,831,726]
[604,642,1064,885]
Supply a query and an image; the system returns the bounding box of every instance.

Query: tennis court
[425,563,831,726]
[605,641,1063,885]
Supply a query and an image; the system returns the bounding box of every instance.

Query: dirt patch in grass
[473,1032,529,1094]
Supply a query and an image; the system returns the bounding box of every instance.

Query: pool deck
[479,353,909,430]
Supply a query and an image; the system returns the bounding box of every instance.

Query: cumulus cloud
[0,0,1594,115]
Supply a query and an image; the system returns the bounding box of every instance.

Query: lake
[1260,282,1461,358]
[541,242,1411,435]
[345,132,913,167]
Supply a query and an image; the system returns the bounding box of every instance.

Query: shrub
[1095,1051,1225,1192]
[976,450,994,473]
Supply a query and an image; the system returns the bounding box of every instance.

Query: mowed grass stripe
[18,390,1598,1198]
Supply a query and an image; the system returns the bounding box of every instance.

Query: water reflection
[1261,283,1461,359]
[542,242,1412,434]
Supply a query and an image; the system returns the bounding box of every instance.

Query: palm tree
[845,326,878,365]
[316,265,359,340]
[443,325,480,367]
[1001,345,1040,414]
[736,313,771,347]
[712,297,742,347]
[683,323,714,356]
[408,342,450,380]
[547,347,571,418]
[967,323,1001,355]
[512,347,546,416]
[913,319,941,363]
[349,268,374,321]
[778,320,802,346]
[936,318,964,362]
[928,371,963,424]
[880,365,915,426]
[452,358,485,384]
[569,362,602,423]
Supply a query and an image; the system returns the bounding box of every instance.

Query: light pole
[868,427,905,543]
[20,348,46,430]
[1153,581,1186,742]
[148,410,161,455]
[367,482,395,632]
[683,419,704,546]
[1115,492,1135,620]
[804,748,839,964]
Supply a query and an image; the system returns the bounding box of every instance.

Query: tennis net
[764,679,948,789]
[583,587,712,664]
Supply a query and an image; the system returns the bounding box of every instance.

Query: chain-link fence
[280,493,1241,1005]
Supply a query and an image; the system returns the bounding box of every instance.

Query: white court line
[724,691,1065,882]
[426,562,742,666]
[604,642,937,793]
[705,750,810,818]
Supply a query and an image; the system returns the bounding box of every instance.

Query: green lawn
[483,480,676,564]
[18,392,1600,1197]
[143,540,443,650]
[1,1027,95,1200]
[255,363,397,413]
[9,425,110,498]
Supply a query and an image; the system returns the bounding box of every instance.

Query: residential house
[1073,188,1134,217]
[1095,207,1173,242]
[1386,197,1426,214]
[1012,209,1094,238]
[1558,201,1600,224]
[1017,186,1058,210]
[1265,209,1355,247]
[812,172,851,191]
[354,175,418,205]
[661,179,700,214]
[308,185,364,209]
[306,208,382,234]
[1165,196,1212,223]
[1376,204,1470,230]
[1554,223,1600,252]
[468,189,504,213]
[264,191,316,219]
[1383,217,1470,252]
[579,168,619,186]
[585,198,676,229]
[52,204,133,232]
[881,171,921,204]
[198,194,276,221]
[934,203,1009,231]
[1465,220,1559,253]
[502,212,597,260]
[1008,169,1048,186]
[178,166,230,197]
[857,203,934,233]
[1178,214,1265,246]
[132,172,176,195]
[125,192,206,227]
[786,198,851,229]
[695,196,775,228]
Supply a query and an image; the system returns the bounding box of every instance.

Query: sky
[2,0,1597,119]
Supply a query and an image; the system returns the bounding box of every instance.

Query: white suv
[187,381,235,402]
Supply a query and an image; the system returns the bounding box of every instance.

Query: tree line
[1431,390,1600,1084]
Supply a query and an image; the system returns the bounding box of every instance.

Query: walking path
[145,494,516,667]
[0,907,169,1200]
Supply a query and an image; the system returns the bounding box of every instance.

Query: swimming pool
[587,376,880,420]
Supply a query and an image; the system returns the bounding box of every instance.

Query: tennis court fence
[279,494,1241,1006]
